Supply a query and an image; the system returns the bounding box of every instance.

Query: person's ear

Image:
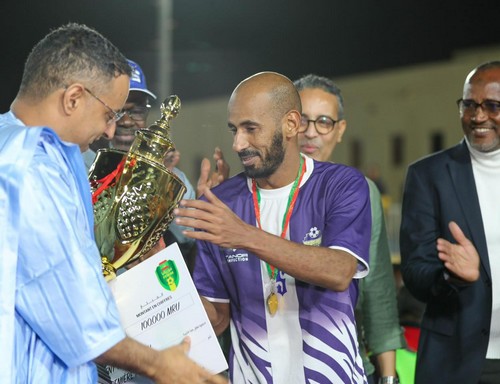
[336,119,347,143]
[61,83,86,116]
[284,109,301,137]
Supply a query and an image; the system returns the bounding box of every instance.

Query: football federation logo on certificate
[155,259,180,291]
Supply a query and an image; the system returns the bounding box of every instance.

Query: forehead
[299,88,339,116]
[464,68,500,99]
[228,90,275,123]
[103,74,130,110]
[125,90,149,106]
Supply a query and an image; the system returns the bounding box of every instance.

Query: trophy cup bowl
[89,96,187,280]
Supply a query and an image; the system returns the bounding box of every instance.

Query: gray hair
[293,74,345,119]
[18,23,131,100]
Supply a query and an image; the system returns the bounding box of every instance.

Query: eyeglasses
[299,115,339,135]
[84,87,126,125]
[122,106,151,122]
[456,98,500,116]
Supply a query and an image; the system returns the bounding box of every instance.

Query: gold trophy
[89,95,186,280]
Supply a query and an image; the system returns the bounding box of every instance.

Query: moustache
[238,150,260,159]
[114,126,138,135]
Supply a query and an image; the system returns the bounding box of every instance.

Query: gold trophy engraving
[89,95,186,280]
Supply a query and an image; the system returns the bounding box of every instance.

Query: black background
[2,1,500,110]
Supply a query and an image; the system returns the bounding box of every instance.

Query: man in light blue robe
[0,22,225,384]
[0,115,125,382]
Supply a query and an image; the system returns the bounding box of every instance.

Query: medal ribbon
[91,157,136,204]
[251,155,306,281]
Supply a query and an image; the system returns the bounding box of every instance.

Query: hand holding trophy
[89,95,186,280]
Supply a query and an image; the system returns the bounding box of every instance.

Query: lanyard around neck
[251,156,306,280]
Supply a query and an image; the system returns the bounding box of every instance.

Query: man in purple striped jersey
[175,71,372,383]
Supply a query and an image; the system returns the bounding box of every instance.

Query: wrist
[443,270,471,287]
[378,377,399,384]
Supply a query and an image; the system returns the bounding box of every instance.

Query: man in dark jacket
[400,61,500,383]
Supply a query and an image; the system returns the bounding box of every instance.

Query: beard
[467,132,500,152]
[464,122,500,152]
[240,129,285,179]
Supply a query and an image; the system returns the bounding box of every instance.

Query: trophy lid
[128,95,181,166]
[146,95,181,138]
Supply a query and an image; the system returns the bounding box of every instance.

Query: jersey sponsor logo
[224,248,249,263]
[303,226,322,246]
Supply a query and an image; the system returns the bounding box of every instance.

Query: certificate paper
[99,243,228,383]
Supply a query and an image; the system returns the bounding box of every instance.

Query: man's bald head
[229,71,302,124]
[465,61,500,85]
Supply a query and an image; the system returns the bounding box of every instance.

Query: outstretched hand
[96,336,227,384]
[174,187,253,250]
[155,338,228,384]
[197,147,230,198]
[436,221,480,283]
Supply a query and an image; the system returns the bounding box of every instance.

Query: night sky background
[2,1,500,111]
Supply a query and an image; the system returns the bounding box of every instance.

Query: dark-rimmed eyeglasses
[456,98,500,116]
[299,115,339,135]
[122,106,151,122]
[84,87,126,125]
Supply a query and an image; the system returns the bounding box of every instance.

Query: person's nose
[117,112,135,128]
[471,105,489,122]
[102,121,116,140]
[303,120,319,138]
[232,131,249,153]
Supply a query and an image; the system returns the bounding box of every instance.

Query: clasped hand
[174,187,253,250]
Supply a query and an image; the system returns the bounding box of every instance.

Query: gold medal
[267,292,278,315]
[253,157,306,319]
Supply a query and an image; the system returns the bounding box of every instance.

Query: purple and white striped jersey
[194,156,371,384]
